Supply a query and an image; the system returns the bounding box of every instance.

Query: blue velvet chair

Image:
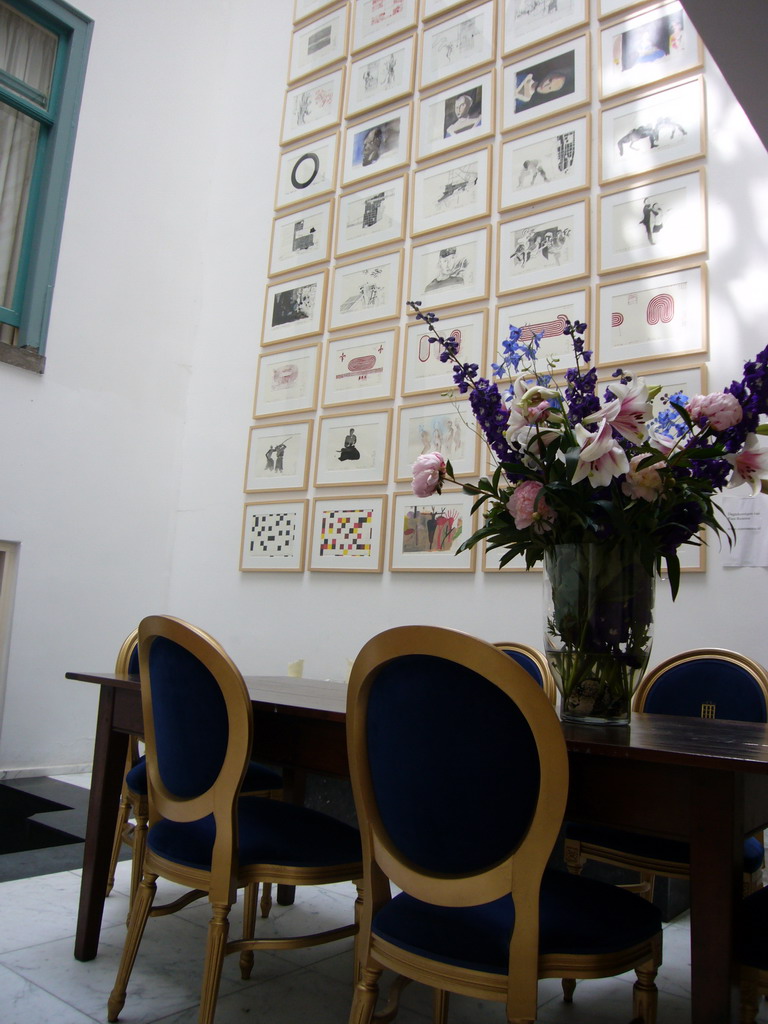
[346,625,662,1024]
[107,615,362,1024]
[494,640,557,704]
[738,884,768,1021]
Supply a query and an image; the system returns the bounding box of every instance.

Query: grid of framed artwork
[240,0,709,574]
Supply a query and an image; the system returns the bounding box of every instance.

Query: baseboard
[0,764,92,781]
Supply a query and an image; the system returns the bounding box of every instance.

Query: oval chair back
[494,641,557,705]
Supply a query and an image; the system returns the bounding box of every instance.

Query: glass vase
[543,543,655,726]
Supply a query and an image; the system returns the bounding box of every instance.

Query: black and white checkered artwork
[247,510,298,556]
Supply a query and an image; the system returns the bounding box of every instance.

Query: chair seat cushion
[147,795,361,871]
[371,868,661,974]
[739,885,768,969]
[125,756,282,796]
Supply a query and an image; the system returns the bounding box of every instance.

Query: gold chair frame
[493,640,557,704]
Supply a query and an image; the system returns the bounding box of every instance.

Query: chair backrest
[634,648,768,722]
[494,641,557,704]
[115,628,139,675]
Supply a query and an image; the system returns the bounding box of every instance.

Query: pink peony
[507,480,555,531]
[621,454,665,502]
[687,392,743,431]
[411,452,446,497]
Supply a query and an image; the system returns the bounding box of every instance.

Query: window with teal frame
[0,0,92,372]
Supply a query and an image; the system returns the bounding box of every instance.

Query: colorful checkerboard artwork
[318,505,374,557]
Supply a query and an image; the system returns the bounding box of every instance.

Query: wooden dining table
[66,668,768,1024]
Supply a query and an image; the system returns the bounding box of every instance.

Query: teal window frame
[1,0,92,372]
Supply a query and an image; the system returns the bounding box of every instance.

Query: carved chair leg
[561,978,576,1002]
[632,958,659,1024]
[259,882,273,917]
[240,883,258,980]
[127,798,148,926]
[198,902,231,1024]
[107,789,132,897]
[432,987,449,1024]
[108,872,157,1022]
[350,965,382,1024]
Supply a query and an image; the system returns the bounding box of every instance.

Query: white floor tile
[0,962,97,1024]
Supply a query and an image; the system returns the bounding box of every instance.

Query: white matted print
[240,500,307,573]
[323,328,398,407]
[643,363,706,423]
[288,6,348,83]
[598,169,706,274]
[410,226,490,310]
[596,263,707,367]
[500,115,589,212]
[395,399,479,481]
[390,491,476,572]
[281,69,344,145]
[315,410,392,487]
[423,0,467,18]
[417,72,494,162]
[503,0,588,56]
[262,270,326,345]
[497,200,588,296]
[352,0,417,52]
[294,0,337,21]
[600,76,705,185]
[342,104,412,187]
[347,36,415,119]
[419,2,496,90]
[494,289,591,377]
[244,421,313,493]
[403,309,487,397]
[329,250,402,331]
[309,495,387,573]
[275,134,338,210]
[335,176,407,258]
[252,343,320,419]
[268,201,333,277]
[412,147,491,236]
[599,1,702,100]
[502,35,589,132]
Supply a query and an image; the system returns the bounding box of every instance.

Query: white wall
[0,1,767,774]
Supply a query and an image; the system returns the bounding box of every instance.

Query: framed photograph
[390,490,477,572]
[323,327,398,407]
[494,288,591,377]
[416,71,494,161]
[244,420,313,492]
[600,76,706,185]
[280,68,345,145]
[347,36,415,119]
[409,226,490,310]
[598,169,707,274]
[275,134,338,211]
[252,343,320,419]
[423,0,468,19]
[262,270,327,345]
[309,495,387,573]
[341,103,412,187]
[420,2,496,90]
[294,0,337,22]
[329,250,403,331]
[395,398,480,481]
[599,1,703,100]
[503,0,589,56]
[500,114,589,212]
[403,309,487,397]
[595,263,707,367]
[314,409,392,487]
[351,0,418,53]
[412,146,491,237]
[288,6,348,83]
[240,500,307,573]
[335,176,407,258]
[268,200,333,277]
[502,34,589,131]
[497,199,588,296]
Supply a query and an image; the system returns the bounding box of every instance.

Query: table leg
[74,686,129,961]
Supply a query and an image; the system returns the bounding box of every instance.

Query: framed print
[644,363,706,423]
[599,1,703,100]
[288,6,348,83]
[275,134,338,210]
[500,114,589,212]
[314,409,392,487]
[598,0,647,16]
[409,226,490,310]
[309,495,387,572]
[262,270,327,345]
[281,68,344,145]
[502,34,589,132]
[244,420,313,492]
[294,0,337,21]
[403,309,487,397]
[395,398,480,481]
[411,146,491,237]
[252,343,320,419]
[416,71,494,161]
[268,200,333,277]
[419,2,496,90]
[596,263,707,367]
[389,490,476,572]
[483,544,539,572]
[494,288,590,377]
[497,200,588,296]
[323,327,398,407]
[598,169,706,274]
[335,176,407,258]
[341,103,412,187]
[240,500,307,573]
[600,76,706,185]
[329,250,403,330]
[423,0,467,19]
[346,36,415,119]
[503,0,588,57]
[351,0,418,53]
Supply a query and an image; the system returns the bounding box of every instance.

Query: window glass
[0,4,57,109]
[0,101,40,309]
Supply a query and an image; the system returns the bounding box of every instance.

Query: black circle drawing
[290,152,320,190]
